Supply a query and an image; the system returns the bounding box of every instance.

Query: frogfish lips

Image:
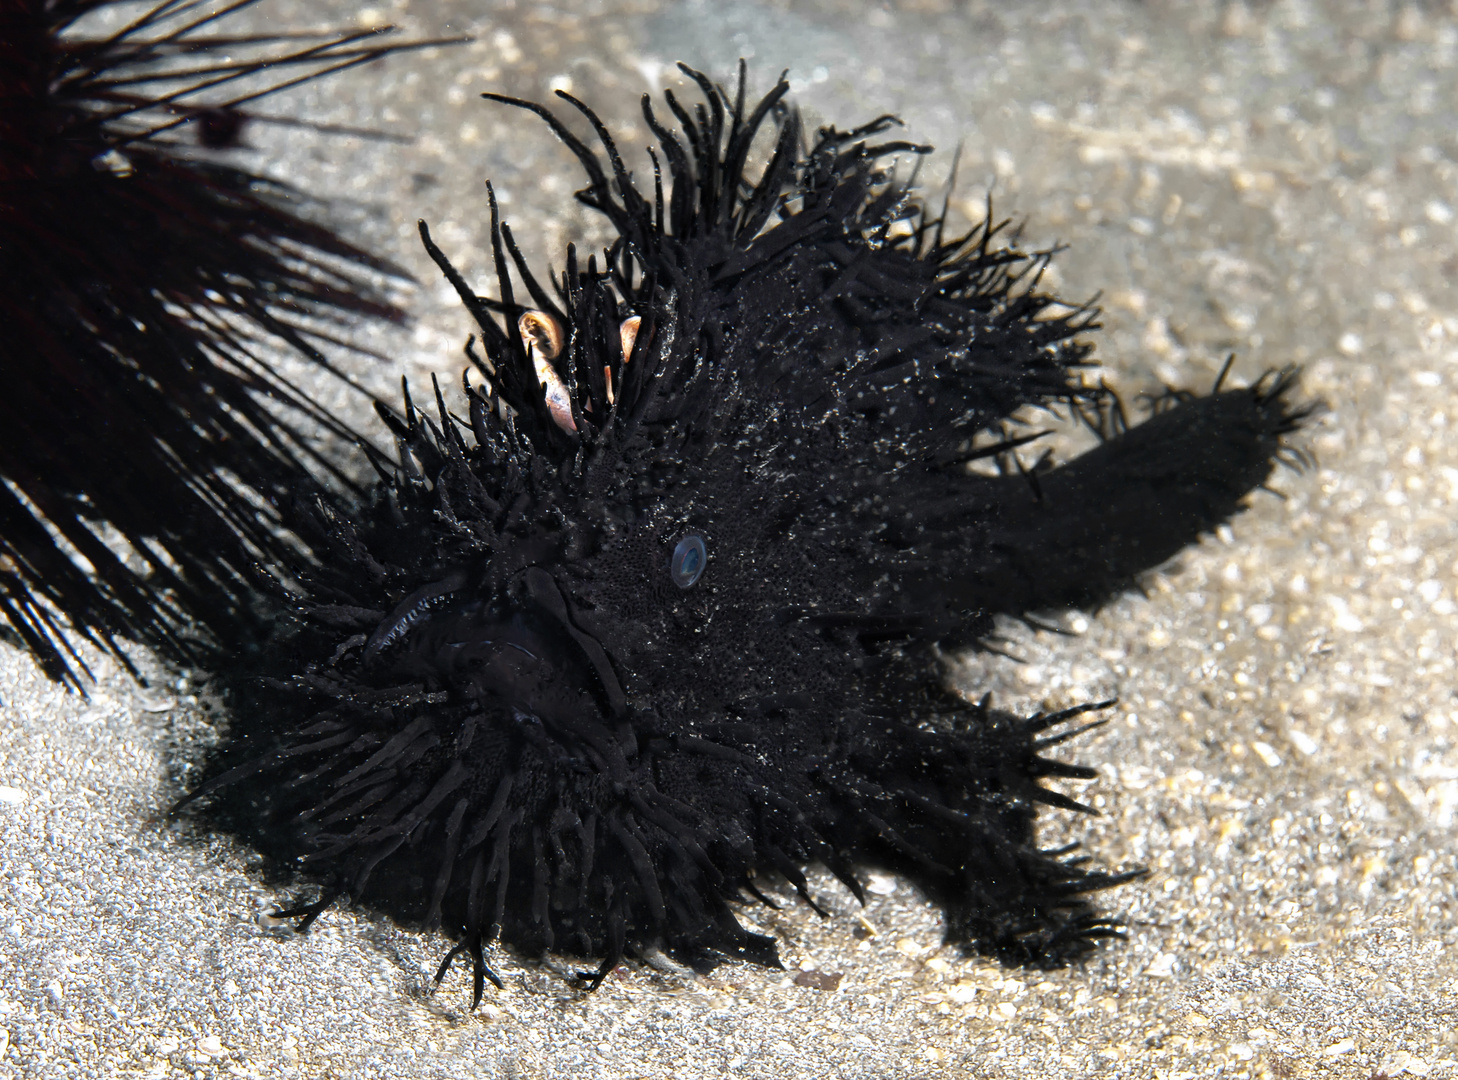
[377,571,636,776]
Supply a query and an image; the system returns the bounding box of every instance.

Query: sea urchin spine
[0,0,456,685]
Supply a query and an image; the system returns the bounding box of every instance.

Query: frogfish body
[193,65,1306,1003]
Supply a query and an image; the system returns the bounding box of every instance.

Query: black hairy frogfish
[188,64,1308,1004]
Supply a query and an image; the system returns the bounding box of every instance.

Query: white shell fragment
[518,310,564,360]
[607,315,643,406]
[619,315,642,364]
[518,310,576,433]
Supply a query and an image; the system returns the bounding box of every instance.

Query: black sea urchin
[0,1,452,686]
[191,65,1309,1004]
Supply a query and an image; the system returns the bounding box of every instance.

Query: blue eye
[670,534,707,588]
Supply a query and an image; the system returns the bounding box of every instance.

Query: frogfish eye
[670,534,707,588]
